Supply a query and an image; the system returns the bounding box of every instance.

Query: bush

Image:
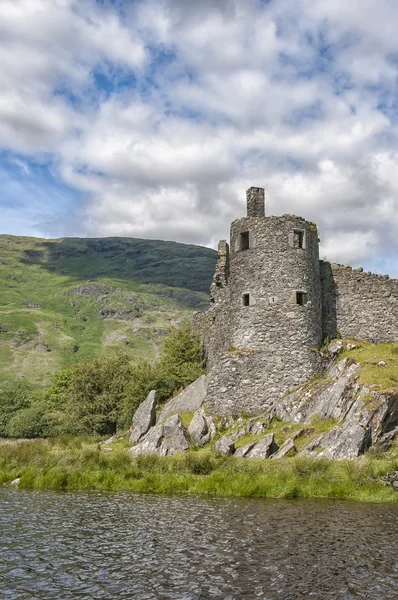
[1,323,205,438]
[0,383,34,437]
[155,324,204,401]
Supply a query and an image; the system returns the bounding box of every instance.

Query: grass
[339,340,398,393]
[1,437,398,502]
[0,234,215,388]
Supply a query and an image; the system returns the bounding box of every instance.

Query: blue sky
[1,0,398,274]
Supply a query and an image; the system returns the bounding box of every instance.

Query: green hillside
[0,235,216,387]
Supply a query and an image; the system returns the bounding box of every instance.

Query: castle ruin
[199,187,398,415]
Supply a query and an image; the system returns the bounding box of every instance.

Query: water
[1,491,398,600]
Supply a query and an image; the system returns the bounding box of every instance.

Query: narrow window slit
[242,293,250,307]
[239,231,250,251]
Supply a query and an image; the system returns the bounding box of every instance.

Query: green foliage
[0,234,214,389]
[2,437,398,502]
[0,383,33,437]
[42,352,157,436]
[155,324,205,402]
[0,323,204,438]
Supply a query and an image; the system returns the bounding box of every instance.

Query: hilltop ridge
[0,234,216,387]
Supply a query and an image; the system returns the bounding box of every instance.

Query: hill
[0,235,216,387]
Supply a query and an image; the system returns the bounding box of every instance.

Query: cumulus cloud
[1,0,398,274]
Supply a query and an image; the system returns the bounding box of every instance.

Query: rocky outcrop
[245,434,277,459]
[214,436,235,456]
[159,415,189,456]
[129,390,157,445]
[188,409,208,445]
[159,375,210,421]
[128,415,189,457]
[276,357,398,459]
[271,438,296,459]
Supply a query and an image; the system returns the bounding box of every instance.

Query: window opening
[242,293,250,307]
[239,231,250,251]
[293,230,305,249]
[296,291,307,306]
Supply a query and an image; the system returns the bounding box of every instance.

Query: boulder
[188,409,208,445]
[128,423,163,456]
[129,390,157,445]
[328,339,344,357]
[159,415,189,456]
[271,438,296,459]
[235,442,257,458]
[200,416,217,446]
[159,375,210,421]
[245,434,277,459]
[214,436,235,456]
[248,421,267,435]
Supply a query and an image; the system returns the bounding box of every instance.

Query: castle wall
[321,263,398,342]
[205,214,323,415]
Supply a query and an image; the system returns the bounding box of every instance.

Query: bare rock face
[327,339,344,357]
[199,415,217,446]
[159,415,189,456]
[248,421,267,435]
[235,442,257,458]
[245,434,277,459]
[271,438,296,459]
[128,423,163,456]
[214,436,235,456]
[188,409,208,445]
[129,390,157,445]
[275,357,398,459]
[128,415,189,457]
[299,423,372,460]
[159,375,210,422]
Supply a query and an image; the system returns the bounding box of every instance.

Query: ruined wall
[205,214,324,415]
[321,263,398,343]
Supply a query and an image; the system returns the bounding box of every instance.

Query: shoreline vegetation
[1,437,398,503]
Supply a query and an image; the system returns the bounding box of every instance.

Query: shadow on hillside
[22,237,216,307]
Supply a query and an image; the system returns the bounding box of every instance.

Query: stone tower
[203,187,323,415]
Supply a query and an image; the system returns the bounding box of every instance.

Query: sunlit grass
[1,437,398,502]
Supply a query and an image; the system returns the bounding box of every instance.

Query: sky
[1,0,398,274]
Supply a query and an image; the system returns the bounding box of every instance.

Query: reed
[1,437,398,502]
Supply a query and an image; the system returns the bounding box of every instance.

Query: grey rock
[245,434,277,459]
[328,339,344,356]
[188,410,208,445]
[200,416,217,446]
[235,442,257,458]
[346,343,357,351]
[231,426,246,441]
[276,359,361,424]
[299,423,372,459]
[128,423,164,457]
[271,438,296,459]
[378,361,386,367]
[158,415,189,456]
[129,390,157,445]
[249,421,267,435]
[214,436,235,456]
[159,375,210,421]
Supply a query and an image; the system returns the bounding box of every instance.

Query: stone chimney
[246,187,265,217]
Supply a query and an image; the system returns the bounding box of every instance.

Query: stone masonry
[198,186,398,416]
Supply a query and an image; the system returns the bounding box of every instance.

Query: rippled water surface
[1,490,398,599]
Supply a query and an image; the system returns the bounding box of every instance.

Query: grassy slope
[0,235,216,387]
[1,437,398,502]
[338,340,398,392]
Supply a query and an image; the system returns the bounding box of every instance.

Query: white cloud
[2,0,398,274]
